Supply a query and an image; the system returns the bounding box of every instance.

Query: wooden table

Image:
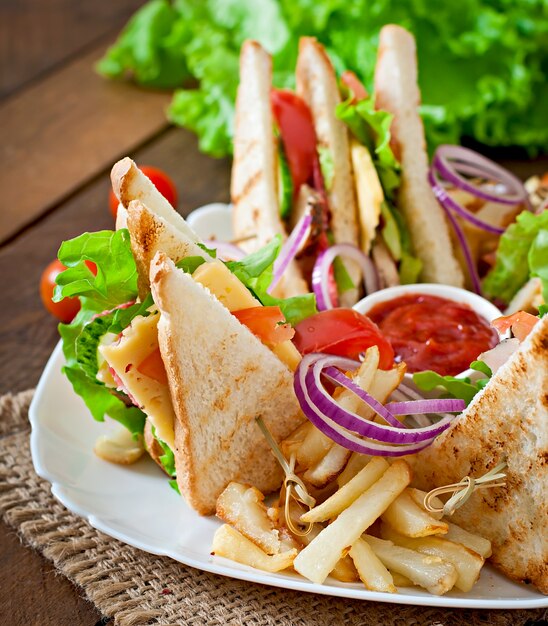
[0,2,545,623]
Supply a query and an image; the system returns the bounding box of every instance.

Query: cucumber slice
[278,143,293,220]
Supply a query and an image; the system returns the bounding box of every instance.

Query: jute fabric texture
[0,390,545,626]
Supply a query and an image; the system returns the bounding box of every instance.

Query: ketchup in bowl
[367,293,499,376]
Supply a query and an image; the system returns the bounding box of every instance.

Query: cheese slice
[192,260,302,371]
[99,311,176,449]
[351,138,383,253]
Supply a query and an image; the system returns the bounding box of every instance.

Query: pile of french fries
[211,348,491,596]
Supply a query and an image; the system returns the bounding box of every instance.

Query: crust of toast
[409,315,548,593]
[150,252,305,515]
[126,200,209,299]
[231,41,308,299]
[374,26,464,287]
[296,37,360,304]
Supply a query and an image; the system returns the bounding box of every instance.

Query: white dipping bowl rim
[353,283,503,380]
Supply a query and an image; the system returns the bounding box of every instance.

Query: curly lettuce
[98,0,548,157]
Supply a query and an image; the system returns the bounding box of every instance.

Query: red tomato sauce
[367,294,499,376]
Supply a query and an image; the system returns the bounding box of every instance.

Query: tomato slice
[233,306,295,346]
[492,311,538,342]
[340,70,369,102]
[271,89,317,194]
[293,308,395,370]
[137,348,168,385]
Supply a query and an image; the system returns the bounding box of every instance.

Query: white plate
[30,204,548,610]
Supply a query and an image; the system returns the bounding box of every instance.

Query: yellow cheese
[351,138,383,254]
[99,311,175,449]
[192,260,259,311]
[193,260,302,371]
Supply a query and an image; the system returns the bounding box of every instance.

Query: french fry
[359,363,406,421]
[281,421,312,458]
[278,526,303,552]
[211,525,297,573]
[389,571,415,587]
[407,487,445,521]
[303,444,351,487]
[380,525,484,592]
[337,452,370,486]
[444,522,492,559]
[296,426,333,469]
[216,482,280,555]
[364,535,458,596]
[293,460,412,584]
[94,428,144,465]
[331,555,360,583]
[300,457,390,524]
[381,488,448,537]
[349,537,397,593]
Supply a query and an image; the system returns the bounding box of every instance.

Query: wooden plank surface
[0,0,145,99]
[0,38,172,244]
[0,126,231,397]
[0,520,102,625]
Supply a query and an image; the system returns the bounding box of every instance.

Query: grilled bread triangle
[409,315,548,593]
[374,25,464,287]
[150,252,304,515]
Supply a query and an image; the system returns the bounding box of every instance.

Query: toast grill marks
[409,315,548,593]
[231,41,308,299]
[374,26,464,288]
[296,38,361,305]
[150,253,305,516]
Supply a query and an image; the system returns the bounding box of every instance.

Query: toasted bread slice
[409,315,548,593]
[374,26,464,287]
[231,41,308,299]
[150,252,305,515]
[296,37,360,304]
[126,199,209,298]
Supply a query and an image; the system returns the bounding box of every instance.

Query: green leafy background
[98,0,548,157]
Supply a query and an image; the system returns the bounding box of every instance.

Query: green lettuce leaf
[99,0,548,158]
[56,230,146,435]
[483,210,548,304]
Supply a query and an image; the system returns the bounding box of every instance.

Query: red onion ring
[312,244,379,310]
[433,145,526,206]
[268,213,313,294]
[204,240,246,261]
[293,354,456,456]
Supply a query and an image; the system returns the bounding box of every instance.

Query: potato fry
[212,525,297,573]
[349,537,396,593]
[331,555,360,583]
[303,444,351,487]
[300,457,390,524]
[94,428,144,465]
[381,489,448,537]
[407,487,445,521]
[360,363,406,421]
[293,460,411,584]
[389,571,415,587]
[281,421,312,458]
[296,426,333,469]
[380,525,484,592]
[444,522,492,559]
[216,482,280,555]
[364,535,458,596]
[337,452,370,487]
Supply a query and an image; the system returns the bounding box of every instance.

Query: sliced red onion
[293,354,456,456]
[204,240,246,261]
[385,398,465,415]
[268,213,313,294]
[433,145,526,206]
[429,170,483,295]
[312,244,379,310]
[390,389,432,428]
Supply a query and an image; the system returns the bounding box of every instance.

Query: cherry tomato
[293,308,395,370]
[340,70,369,102]
[233,306,295,346]
[109,165,178,218]
[40,259,97,323]
[271,89,317,194]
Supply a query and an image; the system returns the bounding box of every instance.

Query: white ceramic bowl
[353,284,503,381]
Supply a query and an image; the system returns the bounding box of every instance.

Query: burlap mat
[0,391,546,626]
